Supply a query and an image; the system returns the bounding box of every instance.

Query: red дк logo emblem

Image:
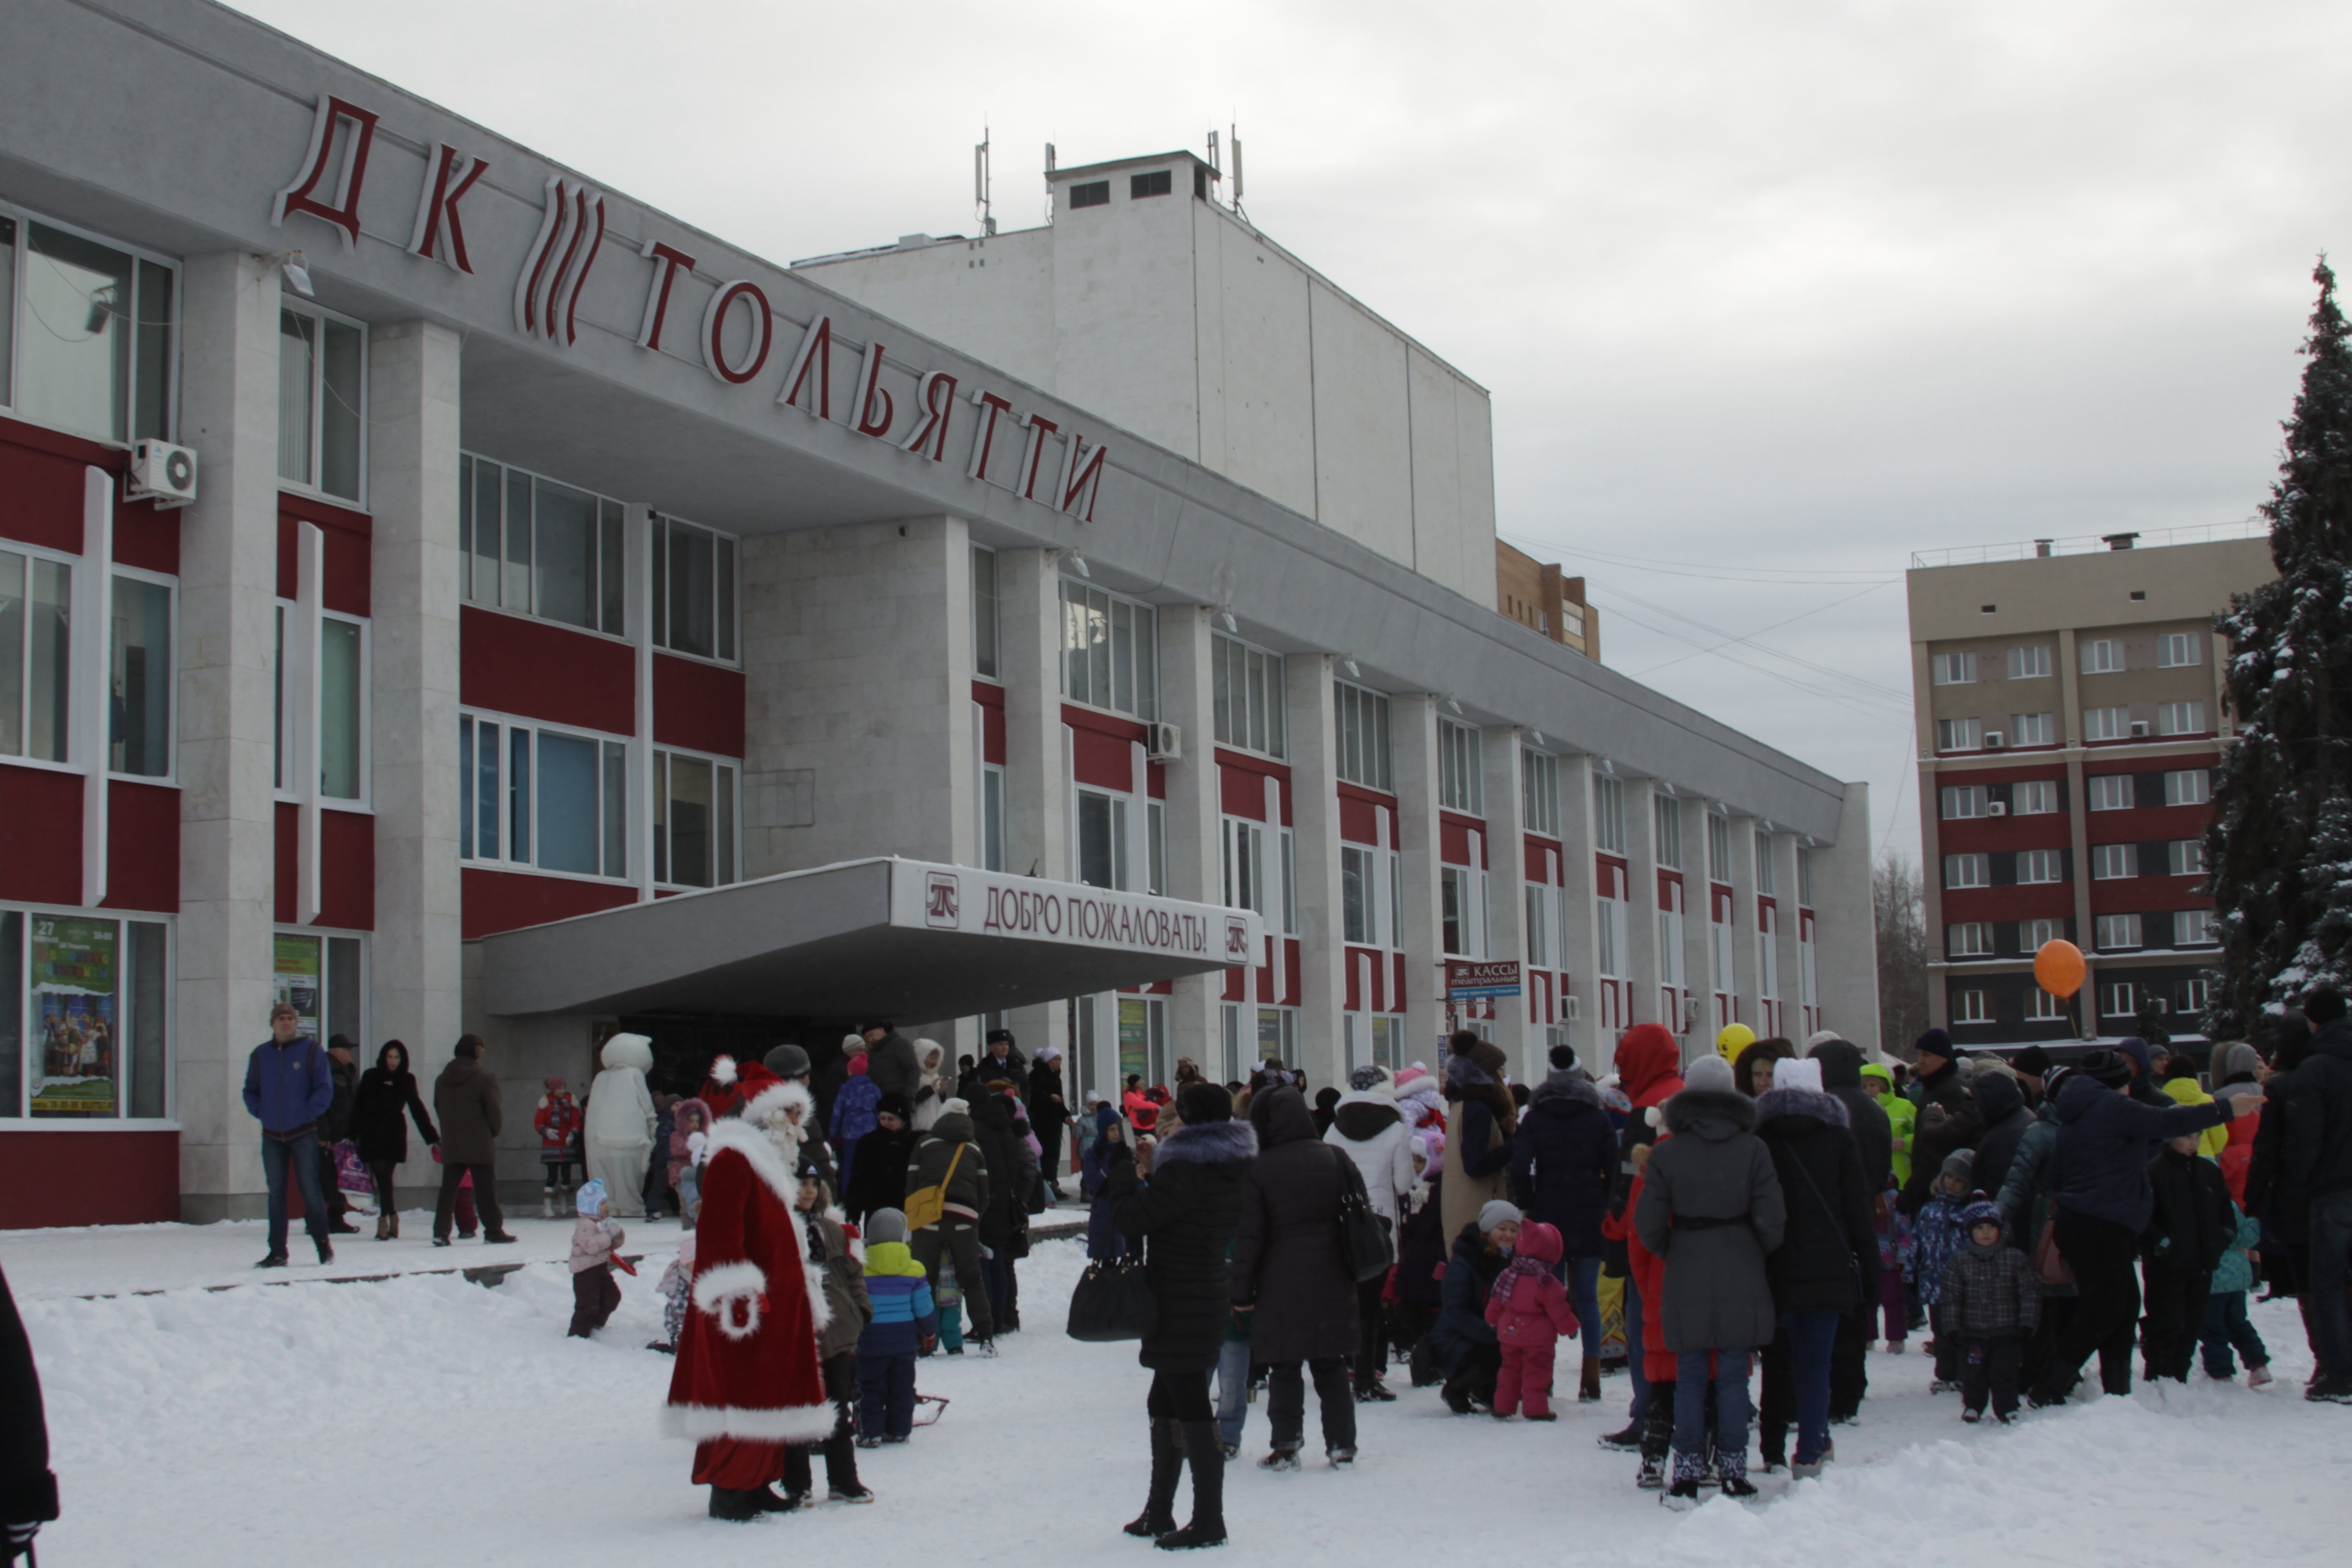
[925,872,960,929]
[1225,916,1252,962]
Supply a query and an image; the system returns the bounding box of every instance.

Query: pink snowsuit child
[1483,1219,1581,1419]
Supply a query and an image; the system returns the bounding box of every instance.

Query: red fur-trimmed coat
[660,1084,834,1445]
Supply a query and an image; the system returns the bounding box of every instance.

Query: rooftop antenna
[1207,129,1221,176]
[975,125,996,237]
[1229,122,1246,219]
[1043,141,1057,223]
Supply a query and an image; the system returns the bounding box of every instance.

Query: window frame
[2095,912,2143,951]
[1931,651,1977,686]
[2086,774,2132,812]
[1061,577,1158,722]
[2008,644,2052,679]
[2010,711,2055,746]
[1952,987,1989,1024]
[651,743,739,891]
[1438,720,1483,816]
[1653,792,1682,868]
[2167,838,2206,878]
[1940,784,1986,820]
[0,904,176,1124]
[1593,774,1625,854]
[0,538,79,772]
[106,563,178,784]
[1521,748,1560,837]
[2080,638,2122,675]
[648,510,737,665]
[458,707,635,883]
[2163,769,2209,807]
[2027,986,2066,1021]
[0,199,181,447]
[2018,848,2065,884]
[276,297,369,506]
[1944,853,1989,889]
[2016,780,2060,815]
[2156,700,2206,737]
[2156,632,2201,669]
[2091,842,2137,881]
[1947,921,1994,957]
[1935,717,1982,754]
[274,599,372,808]
[269,924,366,1064]
[971,544,999,681]
[459,453,640,646]
[1210,632,1283,758]
[1335,680,1392,791]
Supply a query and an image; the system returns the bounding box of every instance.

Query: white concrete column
[1625,778,1662,1031]
[1557,754,1603,1073]
[1677,794,1711,1046]
[1770,830,1805,1041]
[1728,810,1762,1041]
[1392,695,1445,1055]
[1479,724,1529,1076]
[366,322,465,1135]
[1813,783,1881,1054]
[1158,607,1223,1074]
[174,251,283,1220]
[994,547,1067,1078]
[1287,654,1345,1089]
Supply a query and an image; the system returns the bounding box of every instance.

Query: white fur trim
[805,1244,833,1333]
[743,1077,816,1129]
[709,1054,738,1085]
[660,1402,842,1445]
[692,1259,769,1340]
[941,1097,969,1116]
[702,1117,803,1209]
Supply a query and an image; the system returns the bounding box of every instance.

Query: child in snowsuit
[2199,1197,2271,1386]
[1904,1150,1975,1390]
[567,1179,625,1338]
[788,1159,873,1503]
[2141,1132,2236,1384]
[535,1077,583,1219]
[1936,1200,2038,1421]
[856,1207,938,1444]
[1871,1173,1911,1352]
[652,1230,696,1352]
[1484,1218,1581,1420]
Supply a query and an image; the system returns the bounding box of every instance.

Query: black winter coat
[1393,1175,1447,1305]
[0,1261,57,1536]
[1754,1086,1879,1313]
[1508,1077,1615,1257]
[350,1048,438,1165]
[1812,1042,1892,1198]
[2145,1145,2235,1275]
[2048,1073,2231,1232]
[1027,1061,1070,1129]
[841,1123,916,1223]
[2283,1023,2352,1200]
[1969,1071,2034,1203]
[1900,1067,1984,1217]
[1231,1086,1359,1363]
[1428,1222,1508,1369]
[1108,1118,1257,1371]
[967,1094,1027,1246]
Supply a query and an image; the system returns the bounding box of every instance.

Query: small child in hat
[567,1178,630,1338]
[534,1077,583,1220]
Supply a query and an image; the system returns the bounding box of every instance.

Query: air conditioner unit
[126,439,198,508]
[1983,731,2005,749]
[1145,721,1183,762]
[1562,994,1581,1021]
[2130,720,2151,738]
[1987,802,2009,817]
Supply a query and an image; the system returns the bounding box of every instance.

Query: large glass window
[655,748,737,888]
[1522,749,1559,836]
[1060,579,1156,719]
[460,712,631,880]
[1342,845,1372,945]
[1336,681,1391,790]
[1707,812,1731,881]
[1592,774,1625,854]
[972,546,999,680]
[1654,794,1682,868]
[0,548,70,763]
[319,615,363,800]
[272,930,363,1052]
[460,455,632,639]
[1212,634,1284,757]
[4,911,171,1120]
[1439,720,1482,814]
[980,766,1005,872]
[277,304,365,502]
[3,210,177,446]
[650,514,735,661]
[109,574,172,777]
[1441,865,1485,957]
[1077,788,1129,890]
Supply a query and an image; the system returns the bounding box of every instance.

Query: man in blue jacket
[243,1002,337,1268]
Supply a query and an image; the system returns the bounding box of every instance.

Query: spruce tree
[2207,259,2352,1034]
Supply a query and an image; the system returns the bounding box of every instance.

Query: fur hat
[1349,1065,1393,1094]
[1774,1057,1824,1096]
[1178,1082,1234,1124]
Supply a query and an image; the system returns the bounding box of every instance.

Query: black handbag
[1065,1253,1159,1341]
[1331,1147,1397,1281]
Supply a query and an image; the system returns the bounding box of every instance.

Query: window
[650,513,735,661]
[1063,580,1157,720]
[1947,922,1994,957]
[2,911,171,1119]
[108,573,172,778]
[0,547,70,763]
[1220,817,1267,916]
[971,546,998,680]
[980,766,1004,872]
[2157,701,2205,736]
[1798,848,1813,906]
[1211,634,1280,755]
[1068,180,1110,209]
[1342,845,1375,945]
[1076,789,1130,891]
[2164,769,2209,807]
[2008,645,2052,679]
[1952,989,1988,1023]
[1755,832,1777,895]
[2011,712,2055,746]
[1,207,177,445]
[654,749,736,888]
[272,929,363,1061]
[460,713,631,878]
[2016,780,2060,815]
[1522,749,1559,836]
[1659,905,1683,989]
[1335,682,1391,790]
[1526,883,1551,968]
[2091,842,2137,880]
[460,456,631,639]
[1936,717,1981,753]
[2020,917,2063,950]
[1593,774,1626,854]
[1129,170,1173,199]
[2083,706,2129,742]
[1932,651,1977,685]
[2081,638,2121,674]
[2157,633,2201,669]
[1707,813,1731,882]
[2018,849,2065,884]
[2100,981,2135,1018]
[318,614,364,800]
[2167,839,2206,877]
[1438,720,1483,814]
[1940,784,1986,820]
[2087,774,2132,811]
[2096,913,2142,950]
[1653,794,1682,868]
[2181,977,2213,1014]
[1441,865,1485,957]
[1944,853,1988,889]
[277,303,365,502]
[2028,987,2066,1021]
[1344,1012,1407,1075]
[2175,909,2218,946]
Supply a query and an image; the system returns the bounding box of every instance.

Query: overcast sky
[238,0,2347,866]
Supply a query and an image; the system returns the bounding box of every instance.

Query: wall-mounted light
[1340,654,1361,679]
[1220,608,1237,633]
[1065,548,1090,579]
[266,250,315,298]
[1528,729,1545,748]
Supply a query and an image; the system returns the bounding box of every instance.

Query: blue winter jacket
[2047,1073,2232,1232]
[243,1035,335,1135]
[1428,1222,1505,1372]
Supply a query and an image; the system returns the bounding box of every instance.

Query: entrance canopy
[481,859,1262,1023]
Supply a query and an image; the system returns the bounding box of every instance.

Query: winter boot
[388,1210,400,1239]
[314,1236,335,1266]
[1599,1422,1643,1450]
[1636,1453,1666,1489]
[1158,1421,1225,1549]
[541,1190,556,1220]
[1258,1447,1300,1471]
[1579,1359,1604,1403]
[1661,1449,1707,1509]
[374,1213,390,1241]
[707,1487,764,1522]
[1124,1420,1182,1538]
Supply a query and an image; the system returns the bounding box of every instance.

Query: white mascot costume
[584,1032,657,1218]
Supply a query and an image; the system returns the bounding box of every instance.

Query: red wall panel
[102,780,179,913]
[0,1130,181,1226]
[275,802,297,923]
[1216,749,1292,824]
[1071,726,1133,793]
[463,865,637,939]
[653,653,746,757]
[1439,812,1487,869]
[1939,816,2077,854]
[276,493,372,617]
[2083,805,2211,845]
[318,808,375,930]
[1524,834,1560,882]
[1941,884,2075,922]
[460,604,635,735]
[974,680,1006,765]
[1338,785,1391,847]
[0,417,174,571]
[0,765,82,905]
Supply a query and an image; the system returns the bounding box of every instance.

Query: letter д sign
[273,97,382,251]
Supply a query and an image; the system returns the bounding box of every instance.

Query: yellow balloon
[1716,1023,1757,1060]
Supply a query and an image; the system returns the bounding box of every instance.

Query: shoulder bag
[1331,1146,1397,1281]
[1066,1253,1160,1341]
[2032,1215,2074,1287]
[902,1143,965,1231]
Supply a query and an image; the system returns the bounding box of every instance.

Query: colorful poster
[274,934,322,1042]
[31,916,119,1118]
[1118,998,1149,1084]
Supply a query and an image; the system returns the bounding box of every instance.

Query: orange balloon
[2034,939,2086,999]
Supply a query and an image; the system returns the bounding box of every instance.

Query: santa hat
[707,1054,739,1085]
[736,1059,815,1131]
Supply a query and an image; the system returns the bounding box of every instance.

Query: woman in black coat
[1231,1085,1359,1468]
[1106,1082,1257,1550]
[841,1093,917,1223]
[1508,1072,1615,1401]
[349,1040,438,1239]
[1752,1059,1876,1476]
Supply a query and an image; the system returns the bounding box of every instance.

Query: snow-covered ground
[9,1233,2349,1567]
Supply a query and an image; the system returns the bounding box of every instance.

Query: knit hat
[2078,1048,2132,1088]
[763,1042,812,1079]
[1177,1082,1233,1125]
[1941,1148,1976,1183]
[1959,1199,2003,1234]
[1802,1029,1844,1055]
[1684,1054,1736,1094]
[842,1033,866,1054]
[575,1179,608,1217]
[1477,1199,1523,1233]
[543,1075,568,1093]
[1775,1057,1824,1096]
[1349,1064,1393,1094]
[1915,1027,1955,1063]
[1036,1045,1062,1062]
[876,1090,913,1120]
[940,1096,970,1117]
[865,1208,909,1246]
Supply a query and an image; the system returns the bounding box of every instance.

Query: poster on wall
[274,934,322,1042]
[31,916,119,1118]
[1118,999,1148,1083]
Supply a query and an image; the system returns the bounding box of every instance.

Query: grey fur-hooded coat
[1634,1082,1787,1353]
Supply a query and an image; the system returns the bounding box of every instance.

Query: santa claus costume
[660,1059,835,1519]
